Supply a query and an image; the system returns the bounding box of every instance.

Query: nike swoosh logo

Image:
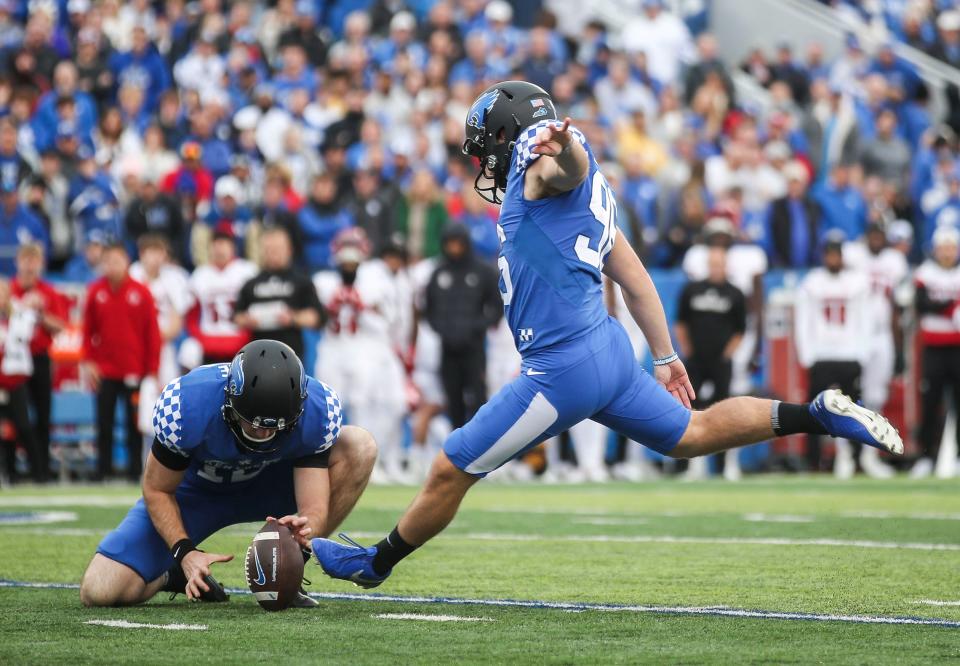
[253,547,267,586]
[526,368,546,376]
[349,569,377,586]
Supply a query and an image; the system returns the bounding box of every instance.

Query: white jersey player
[795,238,872,479]
[182,232,258,368]
[315,229,408,483]
[841,224,908,411]
[405,256,453,479]
[129,237,191,386]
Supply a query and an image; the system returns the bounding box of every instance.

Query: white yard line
[373,613,493,622]
[349,532,960,552]
[0,495,138,507]
[572,517,648,526]
[84,619,207,631]
[915,600,960,607]
[4,527,959,552]
[0,511,77,524]
[741,513,815,524]
[2,581,956,629]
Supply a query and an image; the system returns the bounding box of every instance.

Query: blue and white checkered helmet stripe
[514,120,587,174]
[318,381,343,453]
[153,378,187,457]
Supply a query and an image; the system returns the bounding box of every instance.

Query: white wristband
[652,353,679,367]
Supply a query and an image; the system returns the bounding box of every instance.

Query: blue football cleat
[810,389,903,455]
[311,533,390,589]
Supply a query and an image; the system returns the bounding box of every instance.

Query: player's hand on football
[531,117,573,157]
[181,550,234,600]
[268,515,313,550]
[654,359,696,409]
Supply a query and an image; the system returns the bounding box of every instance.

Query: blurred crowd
[1,0,960,485]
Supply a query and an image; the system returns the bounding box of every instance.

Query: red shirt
[11,278,68,356]
[82,276,161,380]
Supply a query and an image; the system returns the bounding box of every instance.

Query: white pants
[316,334,407,468]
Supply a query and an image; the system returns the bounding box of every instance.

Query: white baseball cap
[933,224,960,247]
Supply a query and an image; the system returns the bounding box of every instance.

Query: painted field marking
[373,613,493,622]
[840,511,960,521]
[742,514,815,524]
[4,580,959,629]
[572,517,648,526]
[3,527,959,553]
[84,620,207,631]
[0,511,78,525]
[915,600,960,607]
[0,495,137,507]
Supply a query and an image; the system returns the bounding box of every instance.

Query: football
[244,520,304,611]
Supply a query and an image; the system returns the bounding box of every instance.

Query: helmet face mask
[462,81,557,205]
[222,340,308,454]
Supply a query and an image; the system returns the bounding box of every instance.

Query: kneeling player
[79,339,376,607]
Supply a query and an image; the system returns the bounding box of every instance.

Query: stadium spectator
[397,169,448,261]
[183,230,258,366]
[82,242,160,481]
[675,244,746,479]
[11,243,67,483]
[913,226,960,478]
[0,277,43,483]
[621,0,694,85]
[64,229,105,283]
[930,11,960,68]
[812,163,868,240]
[794,236,871,477]
[68,148,122,241]
[859,108,911,191]
[770,42,810,105]
[124,175,185,261]
[684,33,734,105]
[298,171,355,272]
[346,167,398,257]
[802,81,860,177]
[425,224,501,429]
[234,226,321,359]
[0,173,48,276]
[768,161,821,268]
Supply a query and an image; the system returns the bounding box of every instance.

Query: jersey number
[496,224,513,305]
[575,172,618,270]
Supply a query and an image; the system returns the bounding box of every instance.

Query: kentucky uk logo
[467,88,500,130]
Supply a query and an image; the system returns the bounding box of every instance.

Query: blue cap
[295,0,315,16]
[56,120,78,139]
[642,0,663,7]
[845,32,861,50]
[85,228,107,245]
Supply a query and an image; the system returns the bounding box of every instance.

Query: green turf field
[1,478,959,664]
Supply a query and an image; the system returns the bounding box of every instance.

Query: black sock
[372,526,417,575]
[772,401,828,436]
[161,564,187,593]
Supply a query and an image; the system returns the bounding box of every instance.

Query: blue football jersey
[497,120,618,356]
[152,364,343,488]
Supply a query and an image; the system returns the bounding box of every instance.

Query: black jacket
[425,233,502,349]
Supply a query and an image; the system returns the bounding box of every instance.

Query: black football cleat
[290,576,318,608]
[199,574,229,602]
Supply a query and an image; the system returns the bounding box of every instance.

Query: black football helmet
[222,340,308,453]
[462,80,557,204]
